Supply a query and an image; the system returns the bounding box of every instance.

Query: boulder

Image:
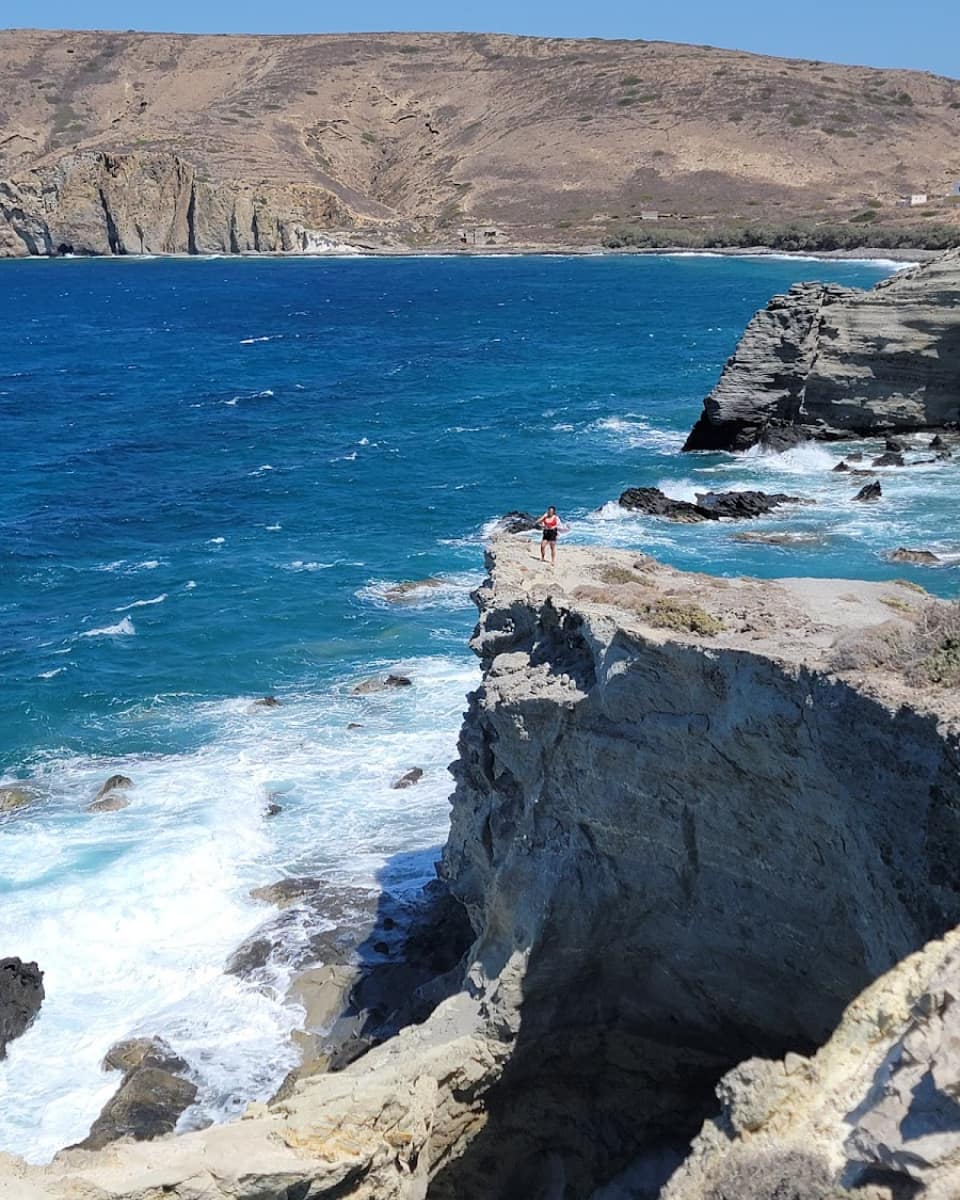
[852,481,882,502]
[490,511,540,535]
[391,768,424,790]
[352,674,413,695]
[931,434,945,449]
[0,786,39,813]
[102,1036,187,1076]
[884,438,904,452]
[250,877,326,909]
[870,451,904,467]
[73,1066,198,1151]
[731,532,822,546]
[86,795,131,813]
[831,461,850,472]
[846,450,864,462]
[887,548,941,564]
[0,958,44,1058]
[618,487,711,523]
[347,722,364,730]
[253,696,281,707]
[265,802,282,817]
[93,774,133,801]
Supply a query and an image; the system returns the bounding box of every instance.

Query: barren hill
[2,28,959,254]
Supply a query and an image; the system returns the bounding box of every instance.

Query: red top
[542,515,558,529]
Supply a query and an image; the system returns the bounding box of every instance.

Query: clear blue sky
[5,0,959,78]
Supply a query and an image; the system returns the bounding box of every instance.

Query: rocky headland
[5,538,960,1199]
[683,250,960,451]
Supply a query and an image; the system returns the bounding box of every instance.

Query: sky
[5,0,959,78]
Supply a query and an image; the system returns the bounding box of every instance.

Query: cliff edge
[683,249,960,451]
[2,541,960,1199]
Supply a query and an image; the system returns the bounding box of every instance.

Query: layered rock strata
[0,151,350,257]
[683,250,960,451]
[3,542,960,1199]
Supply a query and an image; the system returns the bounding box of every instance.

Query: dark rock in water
[871,451,904,467]
[731,532,822,547]
[852,481,882,502]
[757,424,809,454]
[392,768,424,789]
[888,548,941,564]
[618,487,711,523]
[0,958,44,1059]
[931,434,945,449]
[352,673,413,694]
[346,722,364,730]
[832,461,850,472]
[884,438,905,452]
[619,487,806,523]
[847,450,864,462]
[73,1066,198,1150]
[492,510,540,535]
[93,774,133,801]
[695,491,808,520]
[265,802,282,817]
[103,1036,187,1076]
[253,696,281,708]
[936,449,954,461]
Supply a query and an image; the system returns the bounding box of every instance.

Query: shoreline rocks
[0,958,44,1059]
[618,486,807,522]
[683,250,960,452]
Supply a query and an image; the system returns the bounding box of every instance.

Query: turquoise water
[1,252,952,1160]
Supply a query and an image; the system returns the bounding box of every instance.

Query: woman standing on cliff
[535,506,564,564]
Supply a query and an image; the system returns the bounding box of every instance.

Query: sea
[1,252,955,1162]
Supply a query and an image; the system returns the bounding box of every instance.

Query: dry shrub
[830,600,960,687]
[598,564,644,585]
[893,578,928,594]
[703,1148,850,1200]
[572,586,722,636]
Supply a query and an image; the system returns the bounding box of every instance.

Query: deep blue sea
[2,252,954,1160]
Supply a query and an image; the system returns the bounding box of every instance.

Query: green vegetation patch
[645,598,723,637]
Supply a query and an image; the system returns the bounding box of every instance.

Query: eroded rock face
[0,151,346,258]
[6,542,960,1200]
[618,487,805,522]
[0,958,44,1058]
[683,250,960,451]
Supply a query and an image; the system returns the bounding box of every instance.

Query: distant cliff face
[683,250,960,450]
[3,542,960,1200]
[1,29,960,255]
[0,151,346,257]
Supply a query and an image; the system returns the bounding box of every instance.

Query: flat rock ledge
[4,539,960,1200]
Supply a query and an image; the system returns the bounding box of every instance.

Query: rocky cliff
[0,151,350,257]
[3,541,960,1199]
[2,29,960,255]
[683,250,960,451]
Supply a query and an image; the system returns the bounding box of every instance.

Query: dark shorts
[542,528,558,542]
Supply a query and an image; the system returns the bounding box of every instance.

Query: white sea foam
[358,572,481,611]
[207,537,226,546]
[78,617,136,638]
[132,560,161,571]
[37,668,65,679]
[283,560,339,572]
[239,336,280,345]
[0,656,476,1163]
[114,594,167,612]
[185,580,198,590]
[265,524,282,532]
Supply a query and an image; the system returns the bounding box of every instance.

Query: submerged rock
[0,785,39,813]
[852,481,882,502]
[391,768,424,789]
[252,695,281,708]
[93,774,133,801]
[352,673,413,694]
[86,795,131,813]
[871,451,904,467]
[383,579,442,603]
[103,1037,187,1076]
[731,531,822,547]
[0,958,44,1059]
[888,547,941,564]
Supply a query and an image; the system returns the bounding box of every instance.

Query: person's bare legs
[549,539,556,565]
[540,537,547,561]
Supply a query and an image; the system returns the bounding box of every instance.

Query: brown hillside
[2,28,960,248]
